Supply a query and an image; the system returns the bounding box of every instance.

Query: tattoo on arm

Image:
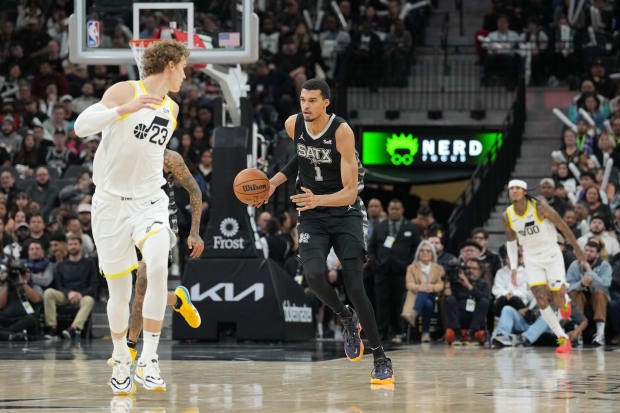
[164,149,202,235]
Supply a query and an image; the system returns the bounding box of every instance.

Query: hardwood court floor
[0,341,619,412]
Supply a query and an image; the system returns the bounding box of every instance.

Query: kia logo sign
[190,282,264,302]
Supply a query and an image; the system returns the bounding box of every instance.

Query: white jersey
[506,198,560,259]
[93,80,177,198]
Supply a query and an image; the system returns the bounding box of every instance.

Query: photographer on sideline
[0,264,42,341]
[444,250,491,346]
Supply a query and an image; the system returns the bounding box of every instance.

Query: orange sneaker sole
[347,323,364,362]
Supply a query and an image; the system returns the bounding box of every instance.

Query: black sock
[127,339,137,349]
[371,346,386,360]
[174,296,183,309]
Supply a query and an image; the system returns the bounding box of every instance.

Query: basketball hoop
[129,38,161,80]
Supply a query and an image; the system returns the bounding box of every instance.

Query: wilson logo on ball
[242,183,267,192]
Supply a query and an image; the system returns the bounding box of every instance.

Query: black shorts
[297,214,365,263]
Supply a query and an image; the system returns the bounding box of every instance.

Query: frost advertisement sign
[361,128,502,168]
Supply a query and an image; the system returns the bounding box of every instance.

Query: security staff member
[368,199,421,341]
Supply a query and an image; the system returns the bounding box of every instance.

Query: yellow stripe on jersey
[505,208,514,230]
[138,80,168,109]
[512,199,530,218]
[168,98,177,130]
[533,199,544,224]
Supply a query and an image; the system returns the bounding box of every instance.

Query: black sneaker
[9,329,28,342]
[341,305,364,361]
[371,357,394,384]
[515,334,531,347]
[44,327,58,340]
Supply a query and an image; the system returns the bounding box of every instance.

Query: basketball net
[129,38,161,80]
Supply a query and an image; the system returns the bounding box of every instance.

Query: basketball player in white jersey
[74,40,194,394]
[503,179,586,353]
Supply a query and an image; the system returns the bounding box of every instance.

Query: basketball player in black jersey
[256,79,393,384]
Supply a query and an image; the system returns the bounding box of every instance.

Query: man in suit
[368,199,421,341]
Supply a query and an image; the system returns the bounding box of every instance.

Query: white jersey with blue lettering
[93,80,177,199]
[506,198,560,259]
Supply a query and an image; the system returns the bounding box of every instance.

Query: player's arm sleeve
[506,240,518,271]
[281,156,298,180]
[74,103,122,137]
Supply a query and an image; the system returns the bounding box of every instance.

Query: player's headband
[508,179,527,190]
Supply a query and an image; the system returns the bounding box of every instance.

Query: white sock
[141,331,161,361]
[596,321,605,338]
[540,306,567,339]
[112,336,131,362]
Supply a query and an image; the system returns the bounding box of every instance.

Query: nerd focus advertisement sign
[361,127,502,168]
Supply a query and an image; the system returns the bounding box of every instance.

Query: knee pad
[106,275,132,333]
[141,231,170,321]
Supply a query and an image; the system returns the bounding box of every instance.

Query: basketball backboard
[69,0,258,65]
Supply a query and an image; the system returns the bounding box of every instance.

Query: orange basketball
[233,168,270,205]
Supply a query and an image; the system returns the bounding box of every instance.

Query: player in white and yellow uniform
[503,179,586,353]
[74,40,199,394]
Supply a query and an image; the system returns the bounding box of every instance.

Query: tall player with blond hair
[74,40,199,394]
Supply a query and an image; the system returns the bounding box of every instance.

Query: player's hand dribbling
[291,187,319,211]
[117,94,163,116]
[187,233,204,258]
[252,182,277,208]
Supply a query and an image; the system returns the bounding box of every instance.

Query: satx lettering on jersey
[297,144,332,164]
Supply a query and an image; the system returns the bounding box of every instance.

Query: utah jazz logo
[386,134,418,166]
[518,221,540,237]
[133,116,169,146]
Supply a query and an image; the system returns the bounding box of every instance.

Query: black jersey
[293,113,364,216]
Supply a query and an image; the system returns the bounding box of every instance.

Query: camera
[445,258,467,282]
[5,264,26,286]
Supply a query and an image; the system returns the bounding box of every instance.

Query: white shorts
[92,188,175,278]
[523,251,566,291]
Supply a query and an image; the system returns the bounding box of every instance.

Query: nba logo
[87,20,100,48]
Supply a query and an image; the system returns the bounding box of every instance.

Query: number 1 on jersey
[314,166,323,181]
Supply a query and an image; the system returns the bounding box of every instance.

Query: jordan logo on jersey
[518,221,540,237]
[297,144,332,165]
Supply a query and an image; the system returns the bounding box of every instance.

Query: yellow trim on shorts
[533,199,544,224]
[505,208,514,230]
[530,281,548,287]
[136,228,162,249]
[102,263,139,279]
[116,81,139,121]
[513,199,530,218]
[549,287,562,291]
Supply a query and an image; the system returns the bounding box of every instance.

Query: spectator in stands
[32,61,67,100]
[413,205,442,238]
[275,36,308,94]
[366,198,384,236]
[4,221,30,263]
[0,264,42,341]
[584,186,612,222]
[428,234,456,271]
[319,15,351,80]
[587,58,615,99]
[578,214,620,257]
[23,213,50,253]
[45,128,79,177]
[43,235,98,339]
[566,241,612,345]
[42,104,69,137]
[77,204,92,238]
[0,170,19,209]
[348,21,383,89]
[483,15,520,88]
[368,198,420,342]
[574,200,591,235]
[519,17,548,86]
[20,239,49,288]
[60,95,77,121]
[555,162,577,195]
[0,64,21,100]
[471,227,502,278]
[1,115,23,156]
[492,245,531,316]
[540,178,569,217]
[79,135,99,172]
[401,240,445,343]
[384,19,413,87]
[264,217,290,268]
[64,216,94,257]
[444,257,490,345]
[558,233,577,271]
[614,206,620,239]
[13,131,41,174]
[28,166,58,220]
[256,211,271,236]
[260,16,279,59]
[72,82,98,114]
